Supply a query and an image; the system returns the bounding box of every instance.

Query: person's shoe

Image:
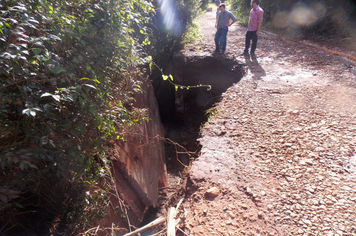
[241,50,249,56]
[214,50,220,53]
[221,51,225,54]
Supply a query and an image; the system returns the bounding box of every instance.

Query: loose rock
[204,187,220,198]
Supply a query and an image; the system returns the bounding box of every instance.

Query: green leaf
[0,194,7,203]
[29,59,38,64]
[146,56,152,62]
[48,5,53,14]
[28,19,40,25]
[34,41,44,47]
[72,57,80,63]
[143,37,150,45]
[46,154,53,161]
[75,85,82,92]
[14,202,23,208]
[22,108,30,116]
[49,65,67,75]
[1,52,16,59]
[31,48,42,55]
[10,6,27,12]
[41,92,60,101]
[71,130,79,137]
[33,108,43,112]
[41,92,53,97]
[19,56,27,61]
[19,162,25,170]
[169,74,173,81]
[28,163,38,169]
[6,18,18,24]
[162,75,168,81]
[84,84,97,90]
[89,106,96,114]
[47,34,61,41]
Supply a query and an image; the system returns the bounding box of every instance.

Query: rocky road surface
[178,8,356,236]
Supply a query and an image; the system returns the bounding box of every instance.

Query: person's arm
[256,11,263,35]
[256,22,262,35]
[227,13,237,27]
[227,20,236,27]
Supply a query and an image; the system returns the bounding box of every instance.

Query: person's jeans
[244,30,258,54]
[215,26,229,52]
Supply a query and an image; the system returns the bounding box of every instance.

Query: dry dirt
[163,7,356,236]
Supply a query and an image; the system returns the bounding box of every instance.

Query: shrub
[1,0,206,233]
[0,0,152,234]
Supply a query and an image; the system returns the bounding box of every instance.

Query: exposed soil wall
[97,77,168,233]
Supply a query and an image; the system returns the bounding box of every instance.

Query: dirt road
[179,8,356,236]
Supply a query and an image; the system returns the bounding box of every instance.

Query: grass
[200,107,218,130]
[182,19,203,46]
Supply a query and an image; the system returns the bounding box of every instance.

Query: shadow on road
[244,54,266,80]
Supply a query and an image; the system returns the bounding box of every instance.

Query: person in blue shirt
[215,0,221,25]
[215,4,237,54]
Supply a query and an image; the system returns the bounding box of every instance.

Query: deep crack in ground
[149,7,356,236]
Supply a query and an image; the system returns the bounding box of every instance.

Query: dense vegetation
[232,0,356,40]
[0,0,205,234]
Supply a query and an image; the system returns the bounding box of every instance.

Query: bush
[0,0,152,234]
[0,0,206,233]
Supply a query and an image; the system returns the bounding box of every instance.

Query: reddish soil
[163,7,356,236]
